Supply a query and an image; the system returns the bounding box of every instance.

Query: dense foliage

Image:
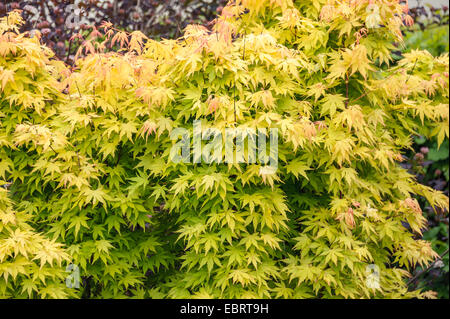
[0,0,449,299]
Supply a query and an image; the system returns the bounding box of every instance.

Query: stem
[49,144,58,156]
[405,58,418,84]
[407,248,449,287]
[242,30,246,60]
[350,90,370,104]
[66,37,73,64]
[233,81,237,123]
[345,72,349,108]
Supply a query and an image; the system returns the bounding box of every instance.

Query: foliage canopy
[0,0,449,298]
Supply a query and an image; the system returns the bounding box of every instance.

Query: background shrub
[401,3,449,298]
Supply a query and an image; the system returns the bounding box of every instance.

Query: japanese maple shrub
[0,11,73,298]
[0,0,449,299]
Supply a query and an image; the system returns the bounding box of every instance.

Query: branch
[407,248,449,287]
[345,72,349,108]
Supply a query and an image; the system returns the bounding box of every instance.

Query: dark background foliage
[0,0,448,298]
[401,3,449,298]
[0,0,227,62]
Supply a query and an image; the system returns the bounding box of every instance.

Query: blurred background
[400,0,449,300]
[0,0,448,298]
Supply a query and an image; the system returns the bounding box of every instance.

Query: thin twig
[66,37,73,64]
[345,73,349,108]
[242,30,246,60]
[75,81,82,98]
[350,90,370,104]
[407,248,449,286]
[406,58,418,84]
[233,81,237,123]
[49,144,58,156]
